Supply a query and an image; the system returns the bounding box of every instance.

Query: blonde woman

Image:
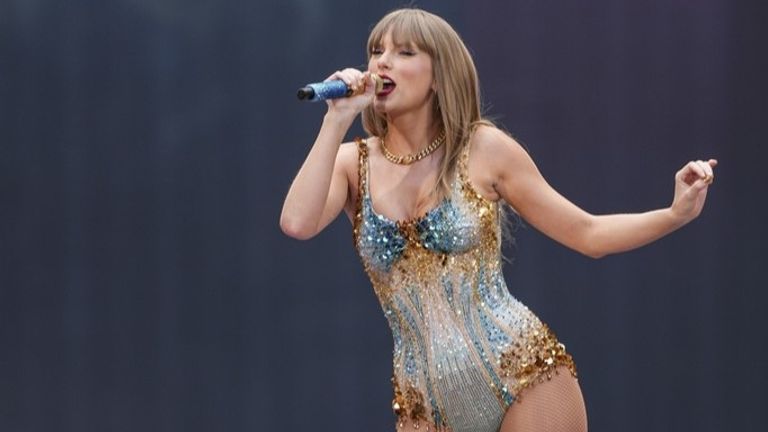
[281,8,716,432]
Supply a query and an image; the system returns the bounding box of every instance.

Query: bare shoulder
[470,124,527,164]
[337,140,359,163]
[467,125,529,199]
[338,135,380,171]
[336,141,360,186]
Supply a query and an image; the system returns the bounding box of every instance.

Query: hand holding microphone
[297,70,383,102]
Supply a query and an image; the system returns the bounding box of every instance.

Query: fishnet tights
[499,366,587,432]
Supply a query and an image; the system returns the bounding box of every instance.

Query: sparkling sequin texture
[353,139,578,432]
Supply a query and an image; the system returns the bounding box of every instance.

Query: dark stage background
[2,1,767,431]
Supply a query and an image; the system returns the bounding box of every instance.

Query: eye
[370,47,383,55]
[399,50,415,56]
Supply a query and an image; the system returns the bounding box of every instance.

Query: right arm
[280,113,355,240]
[280,69,375,240]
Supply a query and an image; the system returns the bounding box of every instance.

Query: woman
[280,8,716,432]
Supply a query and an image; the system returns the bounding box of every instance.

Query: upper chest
[368,154,445,222]
[355,142,498,221]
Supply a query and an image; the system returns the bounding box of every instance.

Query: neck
[384,109,440,155]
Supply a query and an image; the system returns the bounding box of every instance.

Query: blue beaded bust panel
[352,138,577,432]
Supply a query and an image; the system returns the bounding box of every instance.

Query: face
[368,31,435,117]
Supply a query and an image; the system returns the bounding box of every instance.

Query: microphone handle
[297,80,350,102]
[297,74,383,102]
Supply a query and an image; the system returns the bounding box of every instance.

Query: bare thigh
[499,366,587,432]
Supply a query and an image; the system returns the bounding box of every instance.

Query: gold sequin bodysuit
[353,139,577,432]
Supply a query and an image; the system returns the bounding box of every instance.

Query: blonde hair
[362,8,493,199]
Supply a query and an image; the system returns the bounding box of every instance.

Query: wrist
[323,110,357,128]
[666,206,691,228]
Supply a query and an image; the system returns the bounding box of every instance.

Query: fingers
[350,71,379,96]
[698,159,717,184]
[325,68,367,93]
[678,159,717,186]
[322,68,375,112]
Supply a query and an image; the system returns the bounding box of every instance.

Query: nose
[376,51,391,71]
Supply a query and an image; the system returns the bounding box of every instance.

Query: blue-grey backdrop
[2,0,766,431]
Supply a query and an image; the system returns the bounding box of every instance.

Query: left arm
[578,209,693,258]
[585,158,716,257]
[472,126,717,258]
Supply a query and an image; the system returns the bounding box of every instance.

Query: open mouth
[377,76,396,96]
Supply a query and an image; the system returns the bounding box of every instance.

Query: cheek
[418,67,434,93]
[418,62,434,90]
[403,65,433,90]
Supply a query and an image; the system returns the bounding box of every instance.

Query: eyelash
[371,49,415,56]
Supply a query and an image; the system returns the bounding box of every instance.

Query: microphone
[297,74,383,101]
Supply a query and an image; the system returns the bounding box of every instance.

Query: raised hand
[670,159,718,221]
[324,68,377,117]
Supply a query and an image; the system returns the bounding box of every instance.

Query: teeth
[376,77,395,94]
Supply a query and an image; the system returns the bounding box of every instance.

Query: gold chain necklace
[381,130,446,165]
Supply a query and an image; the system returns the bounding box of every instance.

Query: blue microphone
[297,74,383,102]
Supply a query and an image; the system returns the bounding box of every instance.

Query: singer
[280,8,716,432]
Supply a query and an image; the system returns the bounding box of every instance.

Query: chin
[372,99,391,114]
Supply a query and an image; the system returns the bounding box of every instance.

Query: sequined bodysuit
[352,139,577,432]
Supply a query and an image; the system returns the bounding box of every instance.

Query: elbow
[583,247,606,259]
[579,236,610,259]
[279,215,317,240]
[579,217,606,259]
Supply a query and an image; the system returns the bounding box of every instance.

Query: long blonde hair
[362,8,493,199]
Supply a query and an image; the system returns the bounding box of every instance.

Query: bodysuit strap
[355,137,369,197]
[353,137,370,239]
[456,139,472,187]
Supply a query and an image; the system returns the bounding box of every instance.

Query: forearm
[585,208,689,258]
[280,112,354,235]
